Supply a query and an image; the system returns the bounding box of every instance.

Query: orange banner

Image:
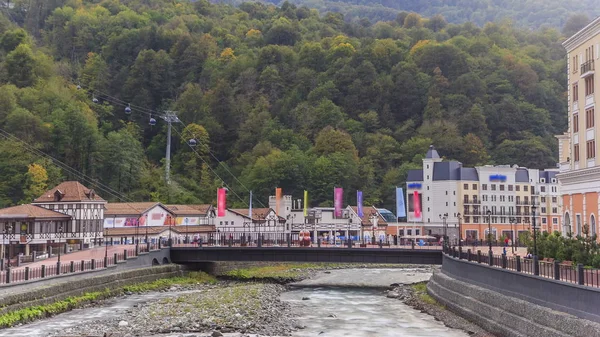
[275,187,282,215]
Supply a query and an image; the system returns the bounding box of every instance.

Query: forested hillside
[214,0,600,30]
[0,0,567,211]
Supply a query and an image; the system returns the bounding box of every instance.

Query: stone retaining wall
[0,265,182,316]
[427,271,600,337]
[188,261,293,275]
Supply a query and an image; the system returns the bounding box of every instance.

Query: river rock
[387,291,400,298]
[118,320,129,327]
[302,297,310,300]
[211,332,223,337]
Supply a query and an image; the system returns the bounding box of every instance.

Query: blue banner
[357,190,364,217]
[396,187,406,218]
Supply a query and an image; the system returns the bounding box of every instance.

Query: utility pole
[163,111,180,185]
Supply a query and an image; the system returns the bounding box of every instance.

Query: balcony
[463,199,480,205]
[581,60,595,76]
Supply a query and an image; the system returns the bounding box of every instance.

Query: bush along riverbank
[388,282,495,337]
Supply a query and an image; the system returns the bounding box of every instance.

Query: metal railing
[581,60,595,74]
[444,246,600,288]
[0,245,159,286]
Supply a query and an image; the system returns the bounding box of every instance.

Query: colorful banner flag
[413,190,421,219]
[249,191,253,220]
[303,190,308,216]
[275,187,282,215]
[396,187,406,218]
[334,187,343,217]
[357,190,364,217]
[217,188,226,217]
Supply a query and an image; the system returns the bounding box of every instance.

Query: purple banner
[357,190,364,217]
[334,187,343,217]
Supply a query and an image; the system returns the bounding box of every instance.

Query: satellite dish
[149,117,157,126]
[188,138,197,147]
[125,104,132,114]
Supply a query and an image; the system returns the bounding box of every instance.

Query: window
[427,175,429,180]
[541,197,546,202]
[553,218,558,224]
[473,217,480,223]
[573,83,579,101]
[500,185,505,191]
[464,217,470,224]
[573,55,579,73]
[586,108,595,129]
[446,202,448,206]
[573,114,579,133]
[453,191,456,195]
[541,207,547,213]
[464,184,468,190]
[574,144,580,162]
[473,195,478,202]
[540,186,546,193]
[516,185,520,192]
[415,229,420,235]
[399,229,405,236]
[587,140,596,159]
[219,221,223,226]
[542,218,547,224]
[585,75,595,96]
[552,207,558,214]
[472,184,477,190]
[446,191,448,195]
[463,195,469,202]
[482,195,488,202]
[508,185,513,191]
[524,186,529,192]
[482,184,487,190]
[552,197,557,203]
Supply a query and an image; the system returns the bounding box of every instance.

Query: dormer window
[54,190,64,202]
[86,189,96,200]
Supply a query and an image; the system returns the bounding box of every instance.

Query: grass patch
[411,282,439,306]
[0,271,216,328]
[224,263,324,279]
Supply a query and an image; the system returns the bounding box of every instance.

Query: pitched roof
[433,161,462,180]
[0,204,71,220]
[407,169,423,182]
[349,206,388,226]
[104,202,163,216]
[515,168,529,183]
[33,181,105,203]
[425,145,440,159]
[166,204,213,216]
[229,208,286,221]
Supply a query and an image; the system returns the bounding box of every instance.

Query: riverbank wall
[0,265,182,317]
[427,255,600,337]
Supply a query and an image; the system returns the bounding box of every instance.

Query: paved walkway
[7,245,137,271]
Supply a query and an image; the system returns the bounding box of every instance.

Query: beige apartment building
[558,16,600,238]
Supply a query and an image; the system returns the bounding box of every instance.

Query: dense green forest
[214,0,600,30]
[0,0,569,211]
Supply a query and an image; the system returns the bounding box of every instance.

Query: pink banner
[334,187,343,217]
[218,188,226,217]
[414,191,421,219]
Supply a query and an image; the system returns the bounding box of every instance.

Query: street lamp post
[486,209,492,256]
[439,213,448,250]
[509,217,516,254]
[145,214,149,250]
[57,224,63,264]
[531,205,538,257]
[456,213,462,248]
[3,225,13,268]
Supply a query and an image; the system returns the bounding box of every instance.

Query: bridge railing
[443,246,600,288]
[170,232,443,250]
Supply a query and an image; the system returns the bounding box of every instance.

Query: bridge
[169,246,442,265]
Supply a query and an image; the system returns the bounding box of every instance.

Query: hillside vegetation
[0,0,567,211]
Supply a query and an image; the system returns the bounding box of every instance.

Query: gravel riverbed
[53,283,298,337]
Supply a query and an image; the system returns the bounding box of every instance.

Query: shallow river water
[281,287,469,337]
[0,269,469,337]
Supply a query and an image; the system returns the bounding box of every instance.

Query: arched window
[591,214,596,237]
[563,212,571,236]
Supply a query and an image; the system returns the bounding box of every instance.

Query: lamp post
[3,224,12,268]
[57,224,63,264]
[168,216,173,247]
[456,213,462,248]
[145,214,149,249]
[135,215,140,254]
[531,205,538,257]
[439,213,448,250]
[486,209,492,256]
[509,217,516,254]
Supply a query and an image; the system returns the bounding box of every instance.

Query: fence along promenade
[0,243,160,285]
[444,246,600,288]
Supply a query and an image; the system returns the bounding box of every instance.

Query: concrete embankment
[0,265,182,317]
[427,271,600,337]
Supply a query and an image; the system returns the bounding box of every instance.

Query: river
[0,268,469,337]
